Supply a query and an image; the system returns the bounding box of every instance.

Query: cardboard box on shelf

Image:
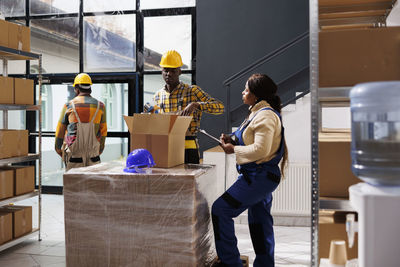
[0,76,14,104]
[319,132,361,198]
[0,19,9,48]
[7,22,30,52]
[0,212,12,245]
[7,166,35,196]
[14,78,34,105]
[0,205,32,238]
[319,210,358,261]
[124,114,192,168]
[0,169,14,200]
[319,27,400,87]
[0,130,29,159]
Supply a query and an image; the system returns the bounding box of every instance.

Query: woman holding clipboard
[211,74,288,267]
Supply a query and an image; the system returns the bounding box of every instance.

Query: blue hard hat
[124,148,155,173]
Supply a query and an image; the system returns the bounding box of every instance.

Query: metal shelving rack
[310,1,396,266]
[0,45,42,252]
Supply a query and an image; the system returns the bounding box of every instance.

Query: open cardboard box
[124,114,192,168]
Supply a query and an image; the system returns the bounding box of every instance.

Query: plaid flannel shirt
[55,95,107,156]
[153,82,224,135]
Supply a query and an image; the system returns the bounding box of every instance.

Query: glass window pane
[84,15,136,72]
[0,110,25,129]
[39,136,128,186]
[141,0,195,10]
[144,15,191,71]
[31,17,79,73]
[143,73,191,105]
[30,0,79,15]
[84,0,135,12]
[0,0,25,17]
[37,83,128,132]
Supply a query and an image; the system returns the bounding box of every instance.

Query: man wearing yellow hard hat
[153,50,224,164]
[55,73,107,170]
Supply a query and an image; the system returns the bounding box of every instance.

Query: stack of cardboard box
[63,161,217,267]
[0,206,32,245]
[0,19,34,106]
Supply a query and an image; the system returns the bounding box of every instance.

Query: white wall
[282,95,311,163]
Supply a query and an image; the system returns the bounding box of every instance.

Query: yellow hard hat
[159,50,183,68]
[73,73,92,87]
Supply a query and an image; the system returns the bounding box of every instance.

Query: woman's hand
[220,134,235,154]
[220,133,233,144]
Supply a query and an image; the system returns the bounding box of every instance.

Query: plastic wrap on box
[63,161,217,267]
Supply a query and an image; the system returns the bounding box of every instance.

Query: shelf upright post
[2,58,8,129]
[310,0,320,266]
[38,54,42,241]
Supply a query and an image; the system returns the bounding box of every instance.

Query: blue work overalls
[212,107,284,267]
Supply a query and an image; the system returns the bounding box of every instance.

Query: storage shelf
[0,190,39,207]
[0,104,40,111]
[0,45,40,60]
[320,197,355,211]
[0,228,40,252]
[0,154,40,165]
[318,87,351,102]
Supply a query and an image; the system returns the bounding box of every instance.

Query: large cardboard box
[0,19,9,47]
[319,132,361,198]
[0,212,12,245]
[319,27,400,87]
[0,169,14,200]
[0,76,14,104]
[124,114,192,168]
[0,130,29,159]
[8,22,30,52]
[319,211,358,261]
[14,78,34,105]
[63,161,217,267]
[0,206,32,238]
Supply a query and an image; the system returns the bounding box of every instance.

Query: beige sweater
[234,101,282,165]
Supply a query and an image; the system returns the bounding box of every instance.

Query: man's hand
[220,136,235,154]
[181,102,200,116]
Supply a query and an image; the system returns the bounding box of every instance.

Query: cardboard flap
[170,116,192,135]
[124,114,181,135]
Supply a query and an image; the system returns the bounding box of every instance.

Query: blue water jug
[350,81,400,186]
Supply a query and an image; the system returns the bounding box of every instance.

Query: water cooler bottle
[347,81,400,267]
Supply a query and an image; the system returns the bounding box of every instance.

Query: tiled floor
[0,194,310,267]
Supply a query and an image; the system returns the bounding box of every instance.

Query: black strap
[69,157,83,163]
[267,172,281,183]
[221,192,242,209]
[90,156,100,162]
[240,170,252,185]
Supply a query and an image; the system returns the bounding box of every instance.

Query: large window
[1,0,196,192]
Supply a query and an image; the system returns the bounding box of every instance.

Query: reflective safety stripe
[185,139,197,149]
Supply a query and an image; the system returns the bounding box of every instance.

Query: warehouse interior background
[0,0,311,193]
[6,0,400,266]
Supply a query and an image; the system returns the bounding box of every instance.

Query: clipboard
[199,129,222,144]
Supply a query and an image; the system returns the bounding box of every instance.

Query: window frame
[3,0,196,194]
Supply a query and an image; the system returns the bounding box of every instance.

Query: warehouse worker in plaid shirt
[153,50,224,164]
[55,73,107,171]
